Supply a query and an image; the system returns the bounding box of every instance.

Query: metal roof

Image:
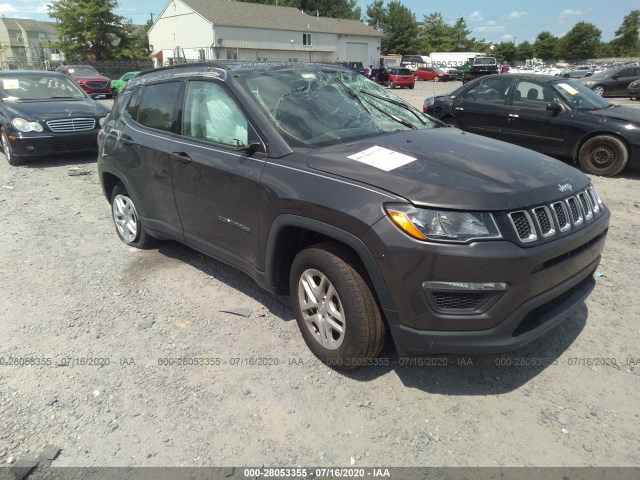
[180,0,382,37]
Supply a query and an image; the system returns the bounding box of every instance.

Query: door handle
[171,152,192,164]
[508,113,520,118]
[454,106,464,111]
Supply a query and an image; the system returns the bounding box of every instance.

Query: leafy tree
[48,0,127,61]
[365,0,386,30]
[516,41,535,61]
[450,17,471,49]
[115,19,153,60]
[533,31,559,62]
[377,1,419,54]
[612,9,640,55]
[493,42,517,63]
[419,13,455,52]
[559,22,601,61]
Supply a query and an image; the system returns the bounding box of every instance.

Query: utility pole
[150,12,155,23]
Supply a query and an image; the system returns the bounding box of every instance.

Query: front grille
[86,81,108,89]
[432,292,485,311]
[507,186,603,244]
[46,118,96,133]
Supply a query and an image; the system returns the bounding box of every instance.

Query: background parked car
[110,71,141,97]
[423,74,640,176]
[55,65,113,98]
[577,66,640,96]
[339,61,365,75]
[561,66,594,78]
[412,67,450,82]
[628,79,640,99]
[381,67,415,89]
[0,70,110,166]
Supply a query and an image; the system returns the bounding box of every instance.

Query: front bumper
[7,130,100,158]
[364,207,609,356]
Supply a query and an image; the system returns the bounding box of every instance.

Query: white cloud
[501,34,515,42]
[474,21,506,33]
[504,11,528,20]
[469,11,483,22]
[0,3,18,13]
[559,9,582,19]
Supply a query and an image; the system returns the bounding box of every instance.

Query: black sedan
[577,66,640,96]
[423,74,640,176]
[0,70,110,166]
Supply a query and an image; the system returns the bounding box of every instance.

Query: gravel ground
[0,83,639,469]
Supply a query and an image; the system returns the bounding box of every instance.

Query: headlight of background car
[385,204,501,242]
[12,118,43,133]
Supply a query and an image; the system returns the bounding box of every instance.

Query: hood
[3,99,109,121]
[306,129,590,211]
[72,75,110,82]
[585,105,640,124]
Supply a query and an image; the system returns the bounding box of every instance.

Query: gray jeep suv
[98,63,609,369]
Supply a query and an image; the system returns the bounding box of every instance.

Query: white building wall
[335,35,380,67]
[149,6,215,51]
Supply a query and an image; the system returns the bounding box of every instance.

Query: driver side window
[182,81,248,147]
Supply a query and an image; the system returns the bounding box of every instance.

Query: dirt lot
[0,84,639,470]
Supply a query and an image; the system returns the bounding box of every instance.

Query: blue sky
[0,0,633,45]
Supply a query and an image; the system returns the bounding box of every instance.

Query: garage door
[346,42,367,64]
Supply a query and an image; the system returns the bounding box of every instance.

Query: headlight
[584,81,595,86]
[385,204,502,242]
[11,118,43,133]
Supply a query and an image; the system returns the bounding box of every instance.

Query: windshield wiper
[364,101,416,130]
[358,89,426,125]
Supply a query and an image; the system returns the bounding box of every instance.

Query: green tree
[365,0,386,30]
[612,9,640,55]
[559,22,601,61]
[378,0,419,54]
[516,41,535,61]
[48,0,127,61]
[493,42,517,63]
[450,17,471,49]
[115,19,152,60]
[533,31,559,62]
[418,12,455,52]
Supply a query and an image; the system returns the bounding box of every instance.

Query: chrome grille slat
[46,118,96,133]
[507,187,603,244]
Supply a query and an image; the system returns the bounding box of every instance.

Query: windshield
[67,67,100,77]
[238,68,437,148]
[0,75,86,101]
[549,79,612,111]
[590,68,618,78]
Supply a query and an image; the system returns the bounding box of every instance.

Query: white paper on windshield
[348,146,416,171]
[558,83,578,95]
[2,79,19,89]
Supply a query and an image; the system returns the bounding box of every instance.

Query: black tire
[592,85,605,96]
[408,84,414,89]
[290,243,386,370]
[413,74,419,81]
[112,89,118,99]
[563,73,571,78]
[1,128,25,166]
[578,135,628,176]
[110,182,157,248]
[434,76,441,82]
[444,117,462,129]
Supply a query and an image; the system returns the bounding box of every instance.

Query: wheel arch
[572,130,630,163]
[264,215,396,314]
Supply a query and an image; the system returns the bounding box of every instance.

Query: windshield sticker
[348,146,416,172]
[558,83,578,95]
[2,79,20,89]
[68,69,75,73]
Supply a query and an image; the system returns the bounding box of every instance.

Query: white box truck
[429,52,483,69]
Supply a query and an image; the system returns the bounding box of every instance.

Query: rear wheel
[290,243,386,370]
[1,128,25,166]
[592,85,605,96]
[578,135,628,176]
[408,84,414,89]
[110,182,157,248]
[434,76,441,82]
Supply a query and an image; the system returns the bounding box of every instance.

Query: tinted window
[126,87,142,120]
[182,81,248,147]
[462,76,511,103]
[137,82,181,132]
[513,80,555,108]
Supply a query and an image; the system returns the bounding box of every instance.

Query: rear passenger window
[514,80,555,109]
[137,82,181,132]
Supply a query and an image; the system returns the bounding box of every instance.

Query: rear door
[170,79,266,268]
[452,75,513,140]
[609,68,640,95]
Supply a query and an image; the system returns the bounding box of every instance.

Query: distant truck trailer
[429,52,483,69]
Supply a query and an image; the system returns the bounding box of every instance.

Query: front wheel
[444,117,461,129]
[578,135,628,176]
[592,85,605,96]
[290,243,386,370]
[434,76,441,82]
[1,128,25,166]
[110,182,157,248]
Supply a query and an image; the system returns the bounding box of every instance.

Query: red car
[55,65,113,98]
[378,67,415,89]
[413,67,451,82]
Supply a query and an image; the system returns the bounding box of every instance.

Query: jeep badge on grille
[558,183,573,193]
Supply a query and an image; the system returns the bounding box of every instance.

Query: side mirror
[611,75,619,80]
[546,102,562,114]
